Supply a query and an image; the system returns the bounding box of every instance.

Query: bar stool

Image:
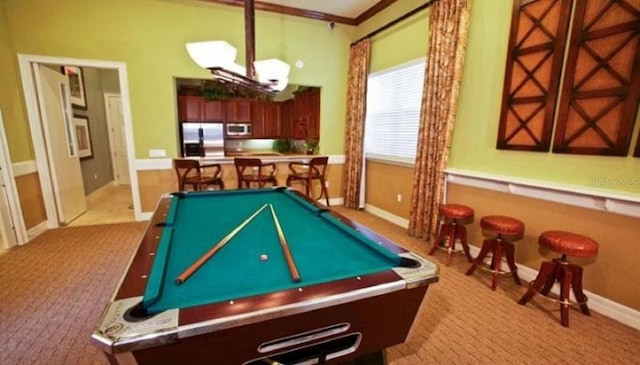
[518,231,599,327]
[428,204,474,266]
[234,158,278,189]
[466,215,524,290]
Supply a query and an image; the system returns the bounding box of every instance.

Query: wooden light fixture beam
[244,0,256,80]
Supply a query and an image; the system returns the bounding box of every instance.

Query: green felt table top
[143,188,402,314]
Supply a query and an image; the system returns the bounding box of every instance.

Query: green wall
[3,0,353,158]
[354,0,428,73]
[0,1,32,162]
[451,0,640,194]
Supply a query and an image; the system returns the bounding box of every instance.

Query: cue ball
[260,254,268,261]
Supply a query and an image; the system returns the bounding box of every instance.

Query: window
[364,58,425,164]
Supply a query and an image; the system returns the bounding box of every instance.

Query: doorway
[17,54,141,231]
[0,108,26,250]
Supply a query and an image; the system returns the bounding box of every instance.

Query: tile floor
[67,183,135,227]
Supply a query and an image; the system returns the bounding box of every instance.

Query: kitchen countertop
[190,153,321,164]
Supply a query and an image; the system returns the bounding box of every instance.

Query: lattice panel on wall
[496,0,573,151]
[553,0,640,155]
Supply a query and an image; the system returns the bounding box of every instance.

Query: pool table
[92,188,438,365]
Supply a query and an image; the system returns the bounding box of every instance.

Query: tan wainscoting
[447,183,640,311]
[137,162,344,213]
[15,172,47,229]
[365,160,414,217]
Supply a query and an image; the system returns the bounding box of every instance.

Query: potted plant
[303,139,319,155]
[273,139,293,154]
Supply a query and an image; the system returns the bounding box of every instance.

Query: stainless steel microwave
[226,123,252,136]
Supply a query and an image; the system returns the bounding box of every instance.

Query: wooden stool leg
[504,241,522,285]
[466,239,493,276]
[560,266,573,327]
[540,260,562,296]
[445,224,459,266]
[490,239,502,291]
[429,222,450,256]
[519,261,557,305]
[458,224,473,263]
[569,264,591,316]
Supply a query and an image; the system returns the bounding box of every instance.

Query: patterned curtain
[408,0,472,240]
[342,39,371,209]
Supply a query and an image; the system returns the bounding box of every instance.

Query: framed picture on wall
[73,115,93,159]
[62,66,87,109]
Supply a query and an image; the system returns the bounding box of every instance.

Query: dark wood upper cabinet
[291,88,321,140]
[203,100,224,121]
[177,96,204,122]
[496,0,574,151]
[225,99,252,123]
[553,0,640,156]
[178,96,224,122]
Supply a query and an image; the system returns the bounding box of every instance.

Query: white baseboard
[461,242,640,330]
[364,204,409,228]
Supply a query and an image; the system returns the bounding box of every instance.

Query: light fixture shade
[272,78,289,92]
[227,62,247,76]
[186,41,237,69]
[254,58,291,83]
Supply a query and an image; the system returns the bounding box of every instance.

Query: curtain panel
[342,39,371,209]
[408,0,472,240]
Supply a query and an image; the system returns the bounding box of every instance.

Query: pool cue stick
[175,203,269,285]
[269,204,301,283]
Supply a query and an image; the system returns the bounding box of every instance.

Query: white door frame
[0,109,27,247]
[17,54,142,228]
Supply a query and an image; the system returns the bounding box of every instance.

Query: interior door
[105,95,130,185]
[34,64,87,225]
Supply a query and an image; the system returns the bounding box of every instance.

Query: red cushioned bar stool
[466,215,524,290]
[518,231,599,327]
[428,204,474,266]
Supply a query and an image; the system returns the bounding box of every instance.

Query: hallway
[68,183,134,227]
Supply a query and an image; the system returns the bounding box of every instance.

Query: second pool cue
[175,203,269,285]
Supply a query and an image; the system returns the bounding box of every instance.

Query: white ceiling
[258,0,376,18]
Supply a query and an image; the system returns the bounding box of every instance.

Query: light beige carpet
[1,210,639,364]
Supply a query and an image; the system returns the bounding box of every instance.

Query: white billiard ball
[260,254,268,261]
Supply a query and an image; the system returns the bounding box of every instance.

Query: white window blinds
[364,58,425,164]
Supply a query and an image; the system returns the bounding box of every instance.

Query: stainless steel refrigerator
[181,123,224,157]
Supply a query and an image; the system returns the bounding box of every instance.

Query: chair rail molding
[445,168,640,218]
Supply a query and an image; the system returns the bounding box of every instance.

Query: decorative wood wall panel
[553,0,640,155]
[497,0,573,151]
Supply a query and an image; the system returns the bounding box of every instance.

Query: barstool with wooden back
[286,156,330,206]
[234,158,278,189]
[518,231,599,327]
[173,159,224,191]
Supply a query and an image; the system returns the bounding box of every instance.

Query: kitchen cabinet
[250,101,281,139]
[290,88,320,140]
[250,101,266,138]
[203,100,224,121]
[225,99,252,123]
[177,96,224,122]
[177,96,203,122]
[263,102,281,138]
[280,100,294,139]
